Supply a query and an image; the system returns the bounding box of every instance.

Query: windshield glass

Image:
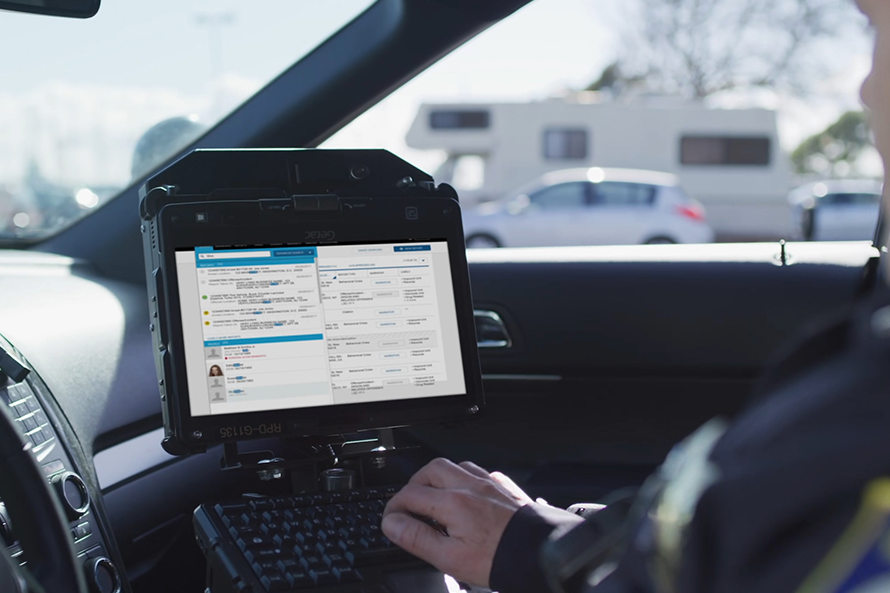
[0,0,373,241]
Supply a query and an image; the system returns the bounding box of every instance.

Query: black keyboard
[194,486,426,592]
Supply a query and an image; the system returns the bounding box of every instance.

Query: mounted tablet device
[139,149,483,457]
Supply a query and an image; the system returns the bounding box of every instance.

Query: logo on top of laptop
[305,230,336,241]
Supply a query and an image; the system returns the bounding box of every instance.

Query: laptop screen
[173,241,466,419]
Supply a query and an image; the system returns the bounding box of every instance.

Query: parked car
[788,179,883,241]
[462,167,715,247]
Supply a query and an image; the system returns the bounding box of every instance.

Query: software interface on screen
[174,241,466,417]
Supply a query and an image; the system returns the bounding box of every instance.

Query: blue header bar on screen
[195,246,318,268]
[203,334,324,348]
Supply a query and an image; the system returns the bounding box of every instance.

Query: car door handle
[474,310,512,348]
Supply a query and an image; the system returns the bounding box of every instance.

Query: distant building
[406,97,793,240]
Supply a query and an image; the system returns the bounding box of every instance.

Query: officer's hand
[381,458,534,587]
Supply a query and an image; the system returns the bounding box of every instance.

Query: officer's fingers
[458,460,491,479]
[381,512,455,563]
[408,457,479,489]
[383,483,461,526]
[459,462,533,505]
[490,471,534,504]
[381,511,491,587]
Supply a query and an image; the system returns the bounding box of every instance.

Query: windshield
[0,0,373,241]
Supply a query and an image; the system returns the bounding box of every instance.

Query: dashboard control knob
[51,472,90,520]
[84,557,121,593]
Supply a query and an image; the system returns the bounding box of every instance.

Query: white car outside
[462,167,716,248]
[788,179,883,242]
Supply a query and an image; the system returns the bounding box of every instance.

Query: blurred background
[0,0,878,246]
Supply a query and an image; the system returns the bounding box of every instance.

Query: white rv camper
[405,99,794,241]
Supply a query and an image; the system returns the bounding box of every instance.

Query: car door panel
[408,241,877,505]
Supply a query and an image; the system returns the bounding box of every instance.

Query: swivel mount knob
[51,471,90,520]
[84,557,122,593]
[320,468,356,491]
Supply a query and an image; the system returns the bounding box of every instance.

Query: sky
[0,0,876,189]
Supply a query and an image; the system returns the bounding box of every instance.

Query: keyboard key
[262,510,283,523]
[315,541,340,556]
[323,552,347,567]
[215,502,248,516]
[249,499,275,512]
[339,538,358,552]
[253,560,278,578]
[310,568,337,586]
[276,558,300,573]
[239,533,270,548]
[260,573,289,592]
[289,495,312,507]
[284,569,314,589]
[360,524,381,538]
[235,526,262,540]
[339,526,359,539]
[245,545,282,563]
[332,565,361,583]
[323,516,341,529]
[270,496,293,509]
[299,554,323,572]
[272,534,293,548]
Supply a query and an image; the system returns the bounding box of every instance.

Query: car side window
[823,193,882,206]
[527,182,589,210]
[323,0,867,247]
[592,182,656,206]
[849,193,880,205]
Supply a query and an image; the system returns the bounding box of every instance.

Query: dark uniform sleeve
[592,295,890,593]
[675,298,890,593]
[490,503,584,593]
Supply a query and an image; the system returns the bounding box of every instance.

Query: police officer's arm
[382,458,583,590]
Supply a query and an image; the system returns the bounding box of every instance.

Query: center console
[0,337,126,593]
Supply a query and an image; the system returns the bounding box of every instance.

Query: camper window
[543,128,588,160]
[430,110,490,130]
[680,136,771,166]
